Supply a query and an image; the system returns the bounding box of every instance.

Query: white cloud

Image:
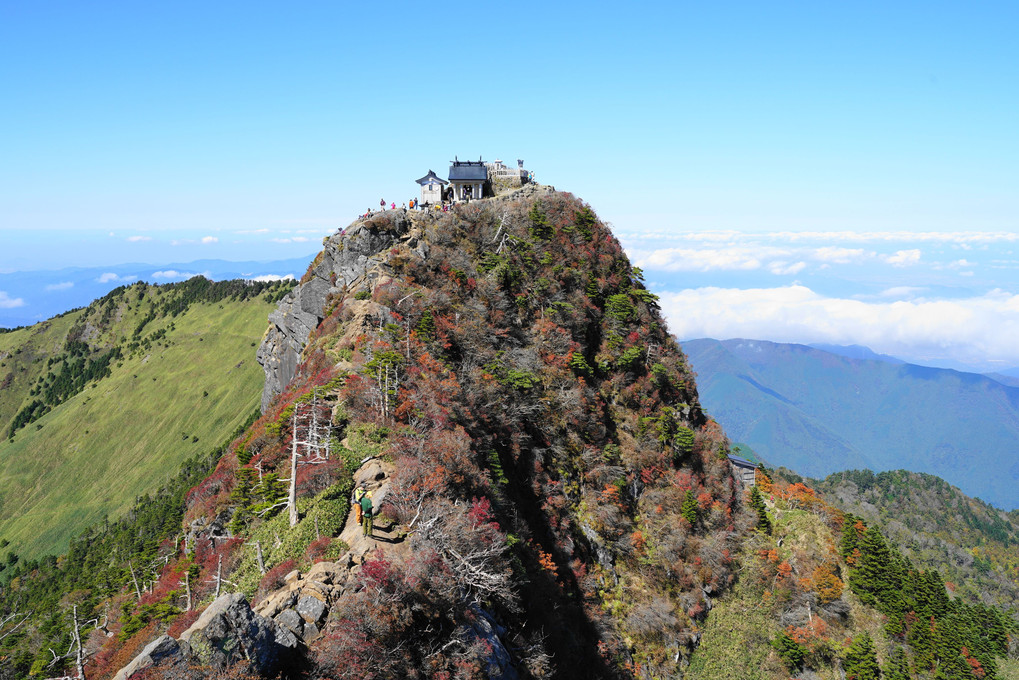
[45,281,74,291]
[201,236,219,244]
[151,270,202,280]
[632,247,771,272]
[810,247,868,264]
[249,274,296,282]
[234,228,271,234]
[0,292,25,309]
[621,230,1019,247]
[768,261,807,275]
[290,236,310,243]
[660,285,1019,367]
[127,235,152,242]
[884,249,921,267]
[874,286,926,300]
[765,231,1019,245]
[97,272,137,283]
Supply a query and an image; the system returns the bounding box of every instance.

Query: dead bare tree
[411,498,516,609]
[284,390,333,526]
[46,605,101,680]
[0,610,31,644]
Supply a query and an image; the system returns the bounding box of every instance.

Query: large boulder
[112,635,183,680]
[178,593,296,674]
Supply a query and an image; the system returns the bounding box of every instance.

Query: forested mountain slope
[681,338,1019,510]
[813,468,1019,613]
[0,277,293,557]
[689,470,1019,680]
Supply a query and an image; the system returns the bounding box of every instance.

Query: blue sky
[1,2,1017,367]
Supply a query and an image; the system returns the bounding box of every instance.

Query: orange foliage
[810,564,844,604]
[535,546,558,575]
[787,618,828,646]
[631,530,646,553]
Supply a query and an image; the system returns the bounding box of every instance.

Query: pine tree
[882,647,910,680]
[908,615,936,676]
[849,526,902,613]
[681,489,699,526]
[772,631,806,673]
[749,484,772,534]
[528,203,553,240]
[840,514,864,561]
[843,632,882,680]
[415,309,436,341]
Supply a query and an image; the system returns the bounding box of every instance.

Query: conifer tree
[849,526,902,612]
[681,489,699,526]
[749,484,772,534]
[772,631,806,673]
[843,632,881,680]
[908,615,936,676]
[840,513,864,561]
[882,647,910,680]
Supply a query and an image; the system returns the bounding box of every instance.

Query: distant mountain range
[681,338,1019,510]
[0,256,315,328]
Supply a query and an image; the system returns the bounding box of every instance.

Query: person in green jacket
[360,491,373,537]
[353,486,366,525]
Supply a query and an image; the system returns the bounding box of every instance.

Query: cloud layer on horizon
[659,285,1019,369]
[620,230,1019,370]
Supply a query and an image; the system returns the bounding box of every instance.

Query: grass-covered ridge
[0,277,294,558]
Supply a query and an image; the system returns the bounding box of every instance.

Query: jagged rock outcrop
[257,210,416,411]
[113,593,296,680]
[254,560,348,643]
[179,592,297,671]
[112,635,182,680]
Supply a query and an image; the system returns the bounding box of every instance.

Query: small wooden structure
[415,169,447,206]
[448,158,489,201]
[728,454,758,487]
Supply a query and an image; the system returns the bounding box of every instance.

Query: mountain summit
[232,186,746,676]
[5,188,1016,680]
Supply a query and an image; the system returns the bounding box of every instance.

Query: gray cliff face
[256,210,418,412]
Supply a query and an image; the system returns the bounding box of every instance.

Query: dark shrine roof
[727,454,757,468]
[448,161,488,181]
[416,170,447,185]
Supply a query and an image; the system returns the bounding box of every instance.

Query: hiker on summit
[353,485,366,524]
[360,490,374,537]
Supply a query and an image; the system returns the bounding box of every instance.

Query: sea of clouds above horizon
[618,229,1019,371]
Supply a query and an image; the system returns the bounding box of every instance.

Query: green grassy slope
[0,281,285,558]
[0,311,83,429]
